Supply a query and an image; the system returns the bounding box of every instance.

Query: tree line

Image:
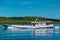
[0,16,60,24]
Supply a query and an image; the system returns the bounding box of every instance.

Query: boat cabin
[31,21,52,26]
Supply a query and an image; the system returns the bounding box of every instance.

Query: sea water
[0,24,60,40]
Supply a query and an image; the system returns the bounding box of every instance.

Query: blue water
[0,24,60,40]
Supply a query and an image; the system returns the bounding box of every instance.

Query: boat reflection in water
[33,28,53,36]
[7,27,54,37]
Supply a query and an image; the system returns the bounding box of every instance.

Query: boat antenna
[35,18,38,22]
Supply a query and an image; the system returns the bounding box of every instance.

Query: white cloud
[21,2,31,4]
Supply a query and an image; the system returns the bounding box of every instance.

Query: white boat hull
[3,24,54,29]
[10,25,53,29]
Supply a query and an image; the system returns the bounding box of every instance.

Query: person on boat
[32,23,36,26]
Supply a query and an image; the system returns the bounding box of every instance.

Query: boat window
[32,23,36,26]
[41,23,42,25]
[46,23,50,25]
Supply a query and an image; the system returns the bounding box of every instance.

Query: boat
[3,21,54,29]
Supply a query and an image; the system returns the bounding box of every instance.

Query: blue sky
[0,0,60,18]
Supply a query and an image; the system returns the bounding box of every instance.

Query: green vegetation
[0,16,60,24]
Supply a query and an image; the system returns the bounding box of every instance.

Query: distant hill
[0,16,60,24]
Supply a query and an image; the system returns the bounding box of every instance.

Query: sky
[0,0,60,18]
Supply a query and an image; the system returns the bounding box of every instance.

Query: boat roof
[31,21,52,23]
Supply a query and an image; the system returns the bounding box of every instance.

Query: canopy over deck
[31,21,52,23]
